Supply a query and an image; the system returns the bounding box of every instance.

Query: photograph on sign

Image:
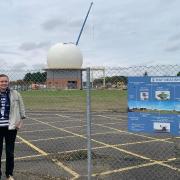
[153,122,170,133]
[140,92,149,100]
[155,91,170,101]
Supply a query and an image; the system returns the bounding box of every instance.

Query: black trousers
[0,127,17,178]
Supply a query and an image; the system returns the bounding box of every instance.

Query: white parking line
[95,114,126,121]
[55,114,72,118]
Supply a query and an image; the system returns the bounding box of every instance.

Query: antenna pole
[76,2,93,45]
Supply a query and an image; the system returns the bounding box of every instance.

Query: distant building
[45,43,83,89]
[45,68,82,89]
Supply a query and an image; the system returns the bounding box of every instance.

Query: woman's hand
[15,120,23,130]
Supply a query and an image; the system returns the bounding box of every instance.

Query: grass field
[20,89,127,112]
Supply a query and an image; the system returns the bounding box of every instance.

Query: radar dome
[47,43,83,69]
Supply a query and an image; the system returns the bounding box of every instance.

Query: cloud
[0,49,21,55]
[0,0,13,7]
[0,61,27,76]
[10,62,27,71]
[1,0,180,68]
[0,58,7,67]
[38,41,51,48]
[68,18,83,28]
[41,17,84,31]
[168,33,180,41]
[31,63,46,70]
[165,43,180,52]
[41,18,67,31]
[19,41,50,51]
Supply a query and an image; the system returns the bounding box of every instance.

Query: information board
[128,76,180,135]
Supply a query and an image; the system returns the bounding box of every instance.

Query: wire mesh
[0,64,180,179]
[90,65,180,180]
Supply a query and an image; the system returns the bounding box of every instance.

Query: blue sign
[128,77,180,136]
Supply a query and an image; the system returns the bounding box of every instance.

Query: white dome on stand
[47,43,83,69]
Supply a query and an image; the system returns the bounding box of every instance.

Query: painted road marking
[27,115,180,176]
[19,128,53,133]
[116,138,172,146]
[52,113,173,143]
[92,157,179,177]
[17,135,48,156]
[56,114,80,121]
[92,162,157,177]
[28,117,86,139]
[30,116,179,162]
[95,123,174,143]
[16,131,120,144]
[27,117,153,160]
[17,134,80,179]
[6,137,180,179]
[23,122,42,126]
[52,158,79,178]
[24,131,120,143]
[2,154,46,162]
[29,135,77,142]
[95,114,126,121]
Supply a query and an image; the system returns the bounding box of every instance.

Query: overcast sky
[0,0,180,70]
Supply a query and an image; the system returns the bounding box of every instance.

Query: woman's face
[0,76,9,92]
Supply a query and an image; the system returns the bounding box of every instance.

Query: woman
[0,74,25,180]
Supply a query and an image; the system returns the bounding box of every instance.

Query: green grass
[20,89,127,112]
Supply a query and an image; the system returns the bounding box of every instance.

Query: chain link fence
[0,65,180,179]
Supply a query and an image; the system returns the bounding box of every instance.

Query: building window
[67,81,77,89]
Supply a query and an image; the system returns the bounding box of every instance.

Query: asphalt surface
[1,111,179,180]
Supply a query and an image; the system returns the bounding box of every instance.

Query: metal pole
[91,70,94,89]
[86,67,92,180]
[103,68,105,88]
[76,2,93,45]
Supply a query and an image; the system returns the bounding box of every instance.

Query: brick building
[45,68,82,89]
[46,43,83,89]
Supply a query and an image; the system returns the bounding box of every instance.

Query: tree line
[10,71,180,86]
[23,72,47,83]
[10,72,47,86]
[93,76,128,86]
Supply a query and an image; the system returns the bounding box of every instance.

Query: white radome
[47,43,83,69]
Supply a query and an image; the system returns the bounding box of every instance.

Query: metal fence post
[86,67,92,180]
